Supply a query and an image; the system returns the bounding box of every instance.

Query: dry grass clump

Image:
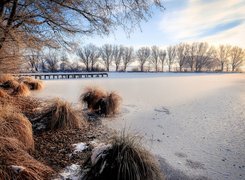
[0,137,54,180]
[19,77,44,91]
[0,89,10,98]
[81,87,122,116]
[33,98,86,131]
[0,79,19,90]
[0,74,15,84]
[12,83,30,96]
[0,105,34,151]
[82,134,164,180]
[80,87,107,111]
[0,95,41,120]
[100,91,122,116]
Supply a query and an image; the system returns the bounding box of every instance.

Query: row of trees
[26,42,244,73]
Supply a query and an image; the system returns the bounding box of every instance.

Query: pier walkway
[13,72,108,80]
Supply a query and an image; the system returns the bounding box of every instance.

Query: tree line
[26,42,244,73]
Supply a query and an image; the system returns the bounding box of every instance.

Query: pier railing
[13,72,108,80]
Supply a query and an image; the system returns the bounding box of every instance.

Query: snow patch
[72,142,88,153]
[89,139,100,147]
[10,165,25,174]
[58,164,81,180]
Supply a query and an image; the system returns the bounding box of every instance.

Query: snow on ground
[72,142,88,154]
[34,72,245,180]
[58,164,81,180]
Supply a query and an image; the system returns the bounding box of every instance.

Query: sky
[82,0,245,48]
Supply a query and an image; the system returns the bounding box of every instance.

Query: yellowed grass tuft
[0,79,19,90]
[12,83,30,96]
[0,95,42,122]
[80,86,107,111]
[0,74,15,84]
[0,89,10,98]
[0,137,55,180]
[106,91,122,115]
[19,77,44,91]
[0,105,34,151]
[35,98,87,131]
[80,87,122,116]
[83,134,164,180]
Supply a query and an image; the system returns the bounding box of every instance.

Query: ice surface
[34,72,245,180]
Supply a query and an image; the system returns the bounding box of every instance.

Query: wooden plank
[12,73,108,80]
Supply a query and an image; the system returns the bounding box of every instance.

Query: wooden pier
[13,72,108,80]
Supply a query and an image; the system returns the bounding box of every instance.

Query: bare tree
[230,46,244,72]
[151,45,160,71]
[137,47,151,72]
[195,42,215,72]
[39,59,47,72]
[60,53,69,72]
[89,45,100,71]
[69,60,83,72]
[26,50,43,72]
[112,45,124,71]
[122,46,134,71]
[100,44,113,72]
[77,44,100,71]
[44,52,59,72]
[167,46,176,72]
[215,45,231,71]
[77,47,90,71]
[186,43,198,72]
[159,49,166,72]
[0,0,163,73]
[175,43,189,72]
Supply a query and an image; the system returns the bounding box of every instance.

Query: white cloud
[201,23,245,48]
[159,0,245,46]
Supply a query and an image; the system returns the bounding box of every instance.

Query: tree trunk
[221,62,224,71]
[141,64,144,72]
[179,65,182,72]
[0,0,18,50]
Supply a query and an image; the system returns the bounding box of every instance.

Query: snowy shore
[34,72,245,180]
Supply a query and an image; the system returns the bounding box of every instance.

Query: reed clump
[80,87,122,116]
[0,105,34,151]
[0,89,10,98]
[12,83,30,96]
[33,98,87,131]
[83,134,164,180]
[0,74,15,84]
[0,137,54,180]
[19,77,44,91]
[80,87,107,111]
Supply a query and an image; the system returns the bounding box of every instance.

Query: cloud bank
[159,0,245,47]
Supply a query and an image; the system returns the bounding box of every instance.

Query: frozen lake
[34,72,245,180]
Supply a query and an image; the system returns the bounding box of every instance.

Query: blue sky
[81,0,245,48]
